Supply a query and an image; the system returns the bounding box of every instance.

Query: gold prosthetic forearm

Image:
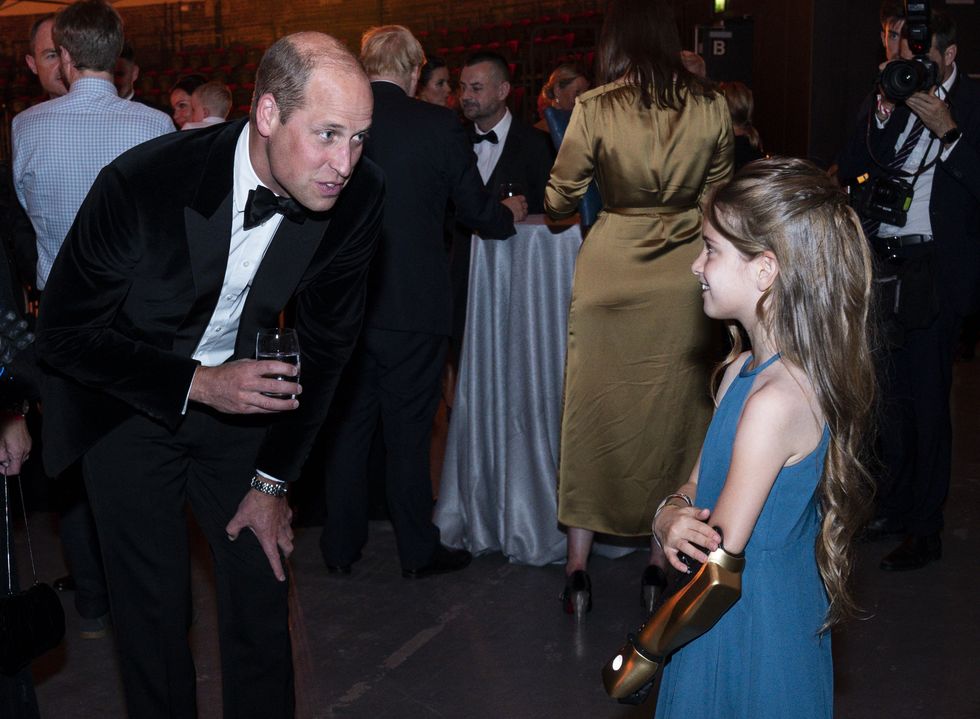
[602,544,745,702]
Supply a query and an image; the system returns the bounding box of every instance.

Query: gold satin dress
[545,81,733,536]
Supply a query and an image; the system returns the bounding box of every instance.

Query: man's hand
[225,488,294,582]
[189,360,301,414]
[0,416,31,475]
[502,194,529,222]
[907,90,957,139]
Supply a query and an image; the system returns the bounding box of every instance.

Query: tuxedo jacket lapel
[486,127,521,192]
[170,123,242,356]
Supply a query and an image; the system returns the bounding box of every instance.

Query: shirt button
[226,295,234,301]
[243,261,250,267]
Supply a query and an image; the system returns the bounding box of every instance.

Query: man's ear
[409,64,421,97]
[254,93,279,138]
[25,53,38,76]
[756,250,780,292]
[132,64,140,83]
[944,43,957,66]
[498,80,511,103]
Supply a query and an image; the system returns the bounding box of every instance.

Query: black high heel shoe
[641,565,667,614]
[561,570,592,620]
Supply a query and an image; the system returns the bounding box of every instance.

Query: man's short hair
[360,25,424,79]
[52,0,124,74]
[250,32,364,125]
[194,80,233,119]
[879,0,905,26]
[463,51,511,84]
[931,9,956,54]
[28,14,56,53]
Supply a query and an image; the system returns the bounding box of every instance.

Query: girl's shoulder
[743,358,825,461]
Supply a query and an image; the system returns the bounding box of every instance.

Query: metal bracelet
[250,475,288,498]
[652,493,694,549]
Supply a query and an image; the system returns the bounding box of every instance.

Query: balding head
[250,32,367,125]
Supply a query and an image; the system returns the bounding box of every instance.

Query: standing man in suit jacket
[837,9,980,571]
[319,26,525,578]
[451,51,555,347]
[35,32,383,718]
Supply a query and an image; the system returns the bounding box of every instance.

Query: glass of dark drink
[256,328,300,399]
[498,181,525,200]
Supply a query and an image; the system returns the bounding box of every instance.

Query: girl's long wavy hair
[706,157,876,630]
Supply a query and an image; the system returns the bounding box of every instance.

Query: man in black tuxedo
[838,9,980,571]
[451,50,555,349]
[319,26,525,578]
[35,32,383,718]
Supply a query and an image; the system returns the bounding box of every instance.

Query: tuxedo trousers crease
[83,409,294,719]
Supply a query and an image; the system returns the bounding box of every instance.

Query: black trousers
[56,461,108,619]
[83,409,293,719]
[874,247,959,536]
[321,328,446,570]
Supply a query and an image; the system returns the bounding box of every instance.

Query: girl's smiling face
[692,219,763,324]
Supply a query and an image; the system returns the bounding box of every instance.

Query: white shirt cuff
[255,469,285,484]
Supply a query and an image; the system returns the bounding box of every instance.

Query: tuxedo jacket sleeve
[36,120,384,480]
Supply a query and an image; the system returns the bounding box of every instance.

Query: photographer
[838,7,980,572]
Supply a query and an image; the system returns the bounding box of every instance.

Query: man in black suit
[114,43,165,112]
[452,50,555,348]
[838,9,980,571]
[35,32,383,718]
[319,26,525,578]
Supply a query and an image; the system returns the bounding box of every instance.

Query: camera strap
[865,109,939,181]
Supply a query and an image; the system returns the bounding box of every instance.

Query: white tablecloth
[434,215,632,565]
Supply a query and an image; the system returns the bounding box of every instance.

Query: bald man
[36,31,384,718]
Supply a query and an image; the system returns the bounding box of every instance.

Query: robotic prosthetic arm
[601,537,745,704]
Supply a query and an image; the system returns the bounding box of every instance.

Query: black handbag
[0,471,65,675]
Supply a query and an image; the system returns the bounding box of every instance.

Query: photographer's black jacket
[838,71,980,315]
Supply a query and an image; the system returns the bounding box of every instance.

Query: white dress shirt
[474,109,513,183]
[878,64,959,237]
[182,116,227,130]
[192,123,283,366]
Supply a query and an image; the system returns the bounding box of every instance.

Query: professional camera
[879,0,937,102]
[851,174,914,227]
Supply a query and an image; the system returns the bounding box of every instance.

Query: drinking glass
[498,181,525,200]
[256,328,300,399]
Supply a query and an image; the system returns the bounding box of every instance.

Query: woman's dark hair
[596,0,713,110]
[171,73,207,96]
[419,55,447,88]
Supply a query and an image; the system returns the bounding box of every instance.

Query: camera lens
[880,59,927,102]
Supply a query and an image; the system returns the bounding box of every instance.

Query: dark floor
[15,359,980,718]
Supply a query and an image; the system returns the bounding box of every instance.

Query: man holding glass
[35,32,383,719]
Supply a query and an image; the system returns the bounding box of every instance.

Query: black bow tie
[470,129,498,144]
[243,186,307,230]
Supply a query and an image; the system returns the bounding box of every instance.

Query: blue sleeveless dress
[655,354,833,719]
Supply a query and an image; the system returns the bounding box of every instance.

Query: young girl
[652,158,875,718]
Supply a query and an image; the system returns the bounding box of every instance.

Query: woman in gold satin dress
[545,0,733,617]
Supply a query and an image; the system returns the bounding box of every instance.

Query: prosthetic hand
[601,535,744,704]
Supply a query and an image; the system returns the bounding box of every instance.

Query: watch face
[943,127,962,144]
